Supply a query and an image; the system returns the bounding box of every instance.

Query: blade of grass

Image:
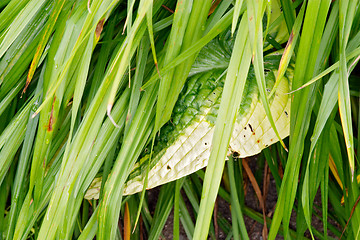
[0,96,36,185]
[179,193,195,239]
[338,1,360,236]
[0,80,24,117]
[338,0,358,177]
[268,2,305,99]
[98,84,157,239]
[228,157,249,239]
[146,2,159,76]
[24,0,66,92]
[5,66,43,240]
[142,8,233,90]
[193,14,252,239]
[321,155,330,239]
[36,78,130,239]
[81,2,168,239]
[12,114,70,239]
[86,11,120,110]
[154,0,213,129]
[154,0,193,135]
[268,1,332,237]
[32,5,140,230]
[173,179,182,240]
[290,46,360,93]
[0,0,28,32]
[279,0,296,34]
[0,0,47,58]
[300,3,341,234]
[61,104,129,239]
[231,0,245,35]
[205,0,233,33]
[106,0,153,122]
[148,180,184,239]
[247,0,287,151]
[302,110,334,238]
[78,207,98,240]
[29,3,85,204]
[0,161,15,238]
[32,0,119,117]
[125,36,149,136]
[0,0,52,92]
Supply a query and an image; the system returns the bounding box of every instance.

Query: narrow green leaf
[227,157,249,239]
[155,0,213,128]
[338,0,358,176]
[5,66,43,240]
[0,0,47,58]
[247,0,287,150]
[24,0,66,92]
[321,158,330,239]
[268,1,332,237]
[155,0,193,134]
[269,3,305,98]
[193,14,251,239]
[107,0,153,122]
[279,0,296,33]
[142,9,233,90]
[146,2,159,75]
[173,179,181,240]
[231,0,245,34]
[179,194,195,239]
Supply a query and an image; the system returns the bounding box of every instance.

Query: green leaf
[193,13,251,239]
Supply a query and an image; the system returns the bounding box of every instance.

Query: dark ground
[150,156,341,239]
[159,165,288,239]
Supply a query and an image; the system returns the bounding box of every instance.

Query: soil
[151,155,341,239]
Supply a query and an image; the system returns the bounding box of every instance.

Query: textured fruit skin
[85,32,294,199]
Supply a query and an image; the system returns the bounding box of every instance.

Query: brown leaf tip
[46,96,56,132]
[95,19,105,40]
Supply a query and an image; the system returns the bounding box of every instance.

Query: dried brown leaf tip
[46,96,56,132]
[95,19,105,41]
[209,0,221,16]
[162,4,174,13]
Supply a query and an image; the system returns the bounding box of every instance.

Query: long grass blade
[247,0,287,150]
[24,0,66,92]
[193,14,251,239]
[0,0,46,58]
[231,0,245,35]
[338,0,358,177]
[268,1,332,237]
[269,2,305,98]
[106,0,152,122]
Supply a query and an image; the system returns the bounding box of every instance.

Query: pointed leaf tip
[107,104,119,128]
[95,19,105,40]
[87,0,92,13]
